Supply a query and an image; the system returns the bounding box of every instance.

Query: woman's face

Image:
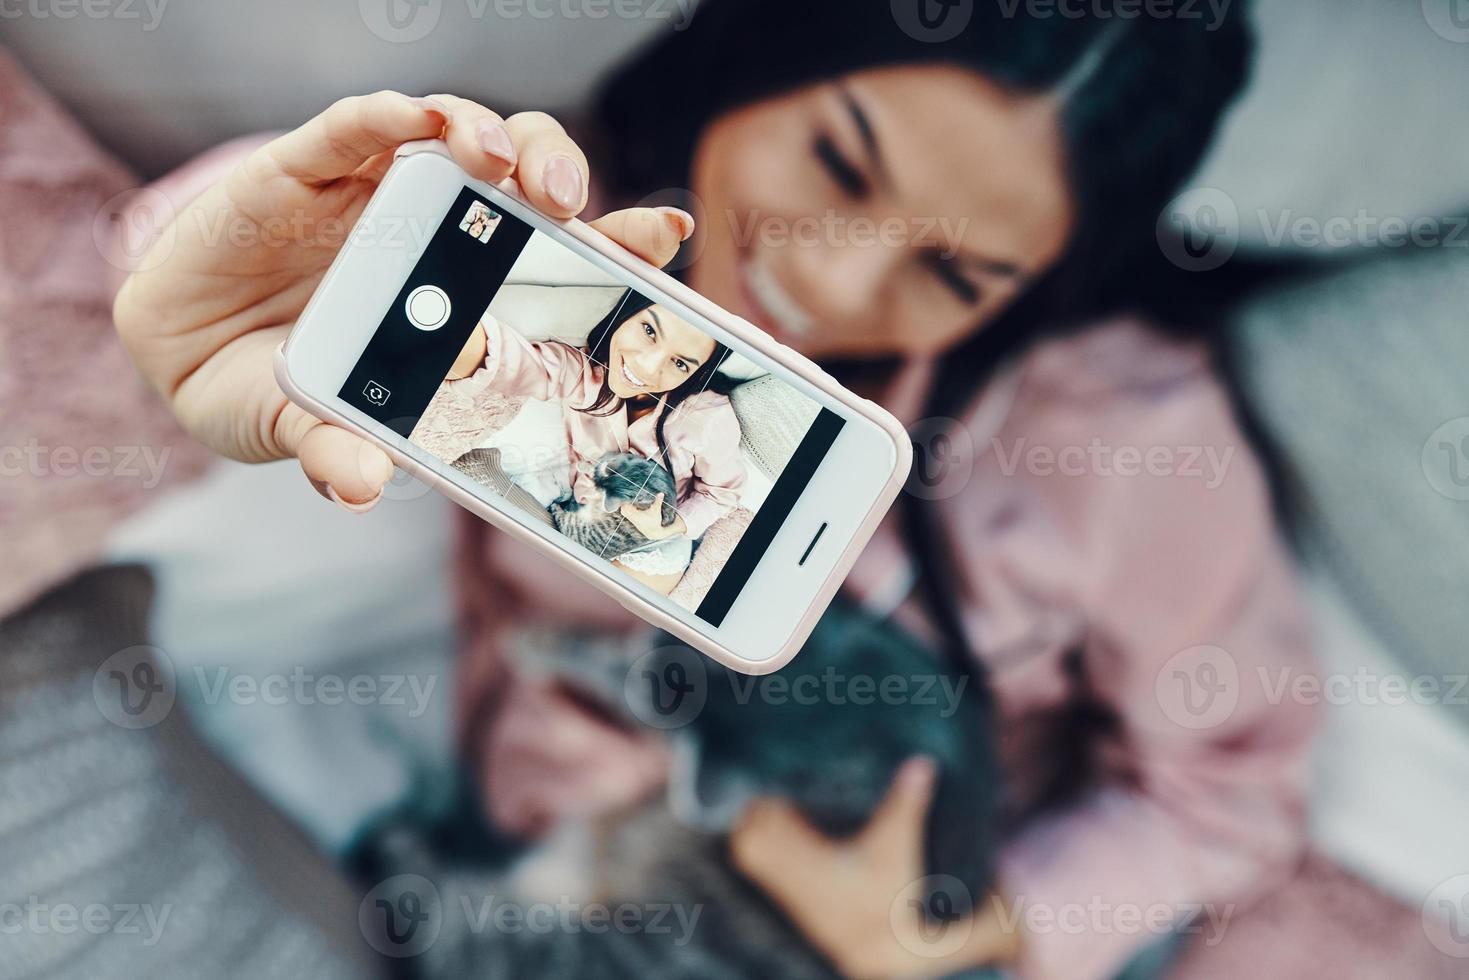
[687,64,1074,360]
[606,303,717,399]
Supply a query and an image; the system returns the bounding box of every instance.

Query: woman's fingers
[504,111,590,217]
[428,94,520,185]
[864,756,938,860]
[589,207,695,269]
[730,797,831,881]
[263,90,448,185]
[295,422,395,510]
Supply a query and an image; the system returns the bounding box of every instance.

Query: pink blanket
[0,47,209,617]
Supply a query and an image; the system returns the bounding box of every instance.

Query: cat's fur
[362,601,1005,980]
[550,451,680,559]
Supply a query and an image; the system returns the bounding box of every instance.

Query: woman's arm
[443,314,600,401]
[995,412,1319,980]
[669,398,747,539]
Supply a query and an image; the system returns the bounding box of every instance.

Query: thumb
[864,756,938,858]
[730,796,831,882]
[296,421,394,509]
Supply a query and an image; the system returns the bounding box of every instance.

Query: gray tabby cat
[360,600,1006,980]
[549,450,681,559]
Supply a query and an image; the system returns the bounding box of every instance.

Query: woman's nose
[635,351,663,380]
[784,233,905,325]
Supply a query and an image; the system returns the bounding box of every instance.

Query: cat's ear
[657,493,678,527]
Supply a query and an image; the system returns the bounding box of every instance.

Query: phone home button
[405,284,452,331]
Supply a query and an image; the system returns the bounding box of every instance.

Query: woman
[114,2,1318,977]
[441,291,746,593]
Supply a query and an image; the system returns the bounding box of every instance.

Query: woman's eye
[675,359,689,373]
[814,134,869,198]
[643,322,656,338]
[926,253,982,305]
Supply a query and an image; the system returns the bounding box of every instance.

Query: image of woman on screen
[443,288,746,594]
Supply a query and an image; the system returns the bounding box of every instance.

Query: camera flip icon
[363,380,392,407]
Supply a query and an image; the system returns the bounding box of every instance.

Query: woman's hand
[619,494,687,539]
[730,757,1023,979]
[447,321,490,381]
[114,90,693,510]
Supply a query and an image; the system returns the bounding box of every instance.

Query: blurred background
[2,1,1467,978]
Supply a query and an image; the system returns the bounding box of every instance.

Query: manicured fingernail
[326,485,383,514]
[476,120,516,165]
[655,206,695,242]
[413,96,450,122]
[543,155,584,211]
[900,756,936,787]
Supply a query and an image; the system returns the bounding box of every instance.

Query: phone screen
[339,187,844,624]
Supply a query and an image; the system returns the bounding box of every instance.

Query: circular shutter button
[405,285,451,331]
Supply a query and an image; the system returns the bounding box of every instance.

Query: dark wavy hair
[580,288,739,476]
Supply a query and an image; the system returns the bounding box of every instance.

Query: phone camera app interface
[340,188,843,624]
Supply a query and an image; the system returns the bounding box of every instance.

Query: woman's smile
[619,355,647,389]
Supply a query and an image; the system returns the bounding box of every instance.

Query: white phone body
[276,142,911,674]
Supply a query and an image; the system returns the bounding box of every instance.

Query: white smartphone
[277,142,911,674]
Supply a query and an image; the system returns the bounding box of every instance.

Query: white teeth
[744,256,814,337]
[621,361,644,387]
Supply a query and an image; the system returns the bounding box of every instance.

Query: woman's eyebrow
[840,86,890,190]
[649,308,706,366]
